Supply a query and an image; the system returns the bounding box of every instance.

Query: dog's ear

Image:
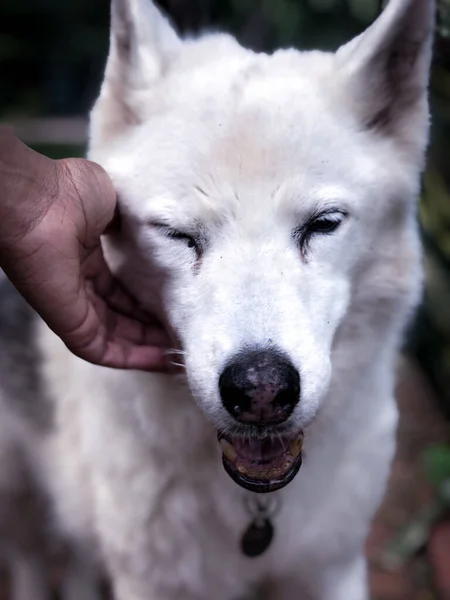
[90,0,181,151]
[336,0,435,149]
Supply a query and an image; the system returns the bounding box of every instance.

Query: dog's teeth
[289,438,303,458]
[219,439,237,462]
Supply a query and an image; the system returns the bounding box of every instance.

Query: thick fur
[0,0,434,598]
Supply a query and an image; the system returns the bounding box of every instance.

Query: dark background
[0,0,385,119]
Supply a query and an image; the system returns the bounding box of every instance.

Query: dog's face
[89,0,433,492]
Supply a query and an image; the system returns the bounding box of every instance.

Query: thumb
[56,157,118,238]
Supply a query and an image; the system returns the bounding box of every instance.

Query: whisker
[164,348,187,356]
[276,431,287,450]
[170,361,186,369]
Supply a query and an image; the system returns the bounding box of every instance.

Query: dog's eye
[295,210,347,254]
[163,228,200,253]
[150,222,202,255]
[166,230,196,247]
[306,215,342,236]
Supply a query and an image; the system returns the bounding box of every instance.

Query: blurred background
[1,0,450,598]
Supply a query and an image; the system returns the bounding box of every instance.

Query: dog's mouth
[218,431,304,493]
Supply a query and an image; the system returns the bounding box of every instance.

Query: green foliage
[0,0,447,117]
[381,445,450,571]
[261,0,305,45]
[30,144,85,159]
[438,0,450,38]
[423,444,450,487]
[382,498,445,570]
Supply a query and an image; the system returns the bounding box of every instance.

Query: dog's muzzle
[217,347,303,492]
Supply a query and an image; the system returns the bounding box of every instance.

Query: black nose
[219,348,300,425]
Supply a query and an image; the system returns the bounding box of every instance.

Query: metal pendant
[241,517,274,557]
[241,495,280,558]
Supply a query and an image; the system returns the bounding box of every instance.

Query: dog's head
[89,0,433,492]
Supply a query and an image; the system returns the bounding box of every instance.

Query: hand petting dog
[0,127,170,370]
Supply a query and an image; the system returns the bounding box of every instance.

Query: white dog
[0,0,434,598]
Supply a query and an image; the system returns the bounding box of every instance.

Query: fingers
[66,284,172,371]
[81,237,164,325]
[96,269,162,327]
[106,307,170,349]
[65,312,172,371]
[56,159,175,371]
[99,341,170,371]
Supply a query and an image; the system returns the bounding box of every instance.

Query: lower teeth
[232,458,295,480]
[219,435,303,479]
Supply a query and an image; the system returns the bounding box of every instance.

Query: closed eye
[306,215,343,235]
[164,229,198,249]
[295,209,347,254]
[151,223,202,256]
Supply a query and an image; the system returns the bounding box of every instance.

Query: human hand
[0,128,170,370]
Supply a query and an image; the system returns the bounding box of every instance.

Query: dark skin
[0,127,170,370]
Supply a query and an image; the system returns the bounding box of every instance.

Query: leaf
[422,445,450,486]
[382,498,446,570]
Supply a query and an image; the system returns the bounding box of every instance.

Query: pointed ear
[90,0,181,151]
[336,0,435,147]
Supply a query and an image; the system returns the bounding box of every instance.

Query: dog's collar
[241,495,280,558]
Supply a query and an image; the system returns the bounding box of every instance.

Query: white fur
[1,0,435,598]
